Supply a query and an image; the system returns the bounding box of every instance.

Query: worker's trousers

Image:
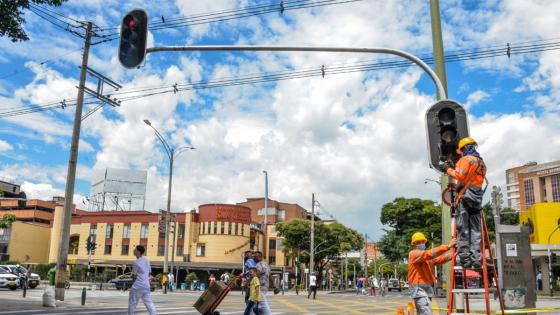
[455,187,483,265]
[128,287,157,315]
[410,285,433,315]
[413,296,433,315]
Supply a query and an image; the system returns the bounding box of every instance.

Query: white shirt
[309,275,317,286]
[168,274,174,283]
[132,256,151,290]
[537,273,542,280]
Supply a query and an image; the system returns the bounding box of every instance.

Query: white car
[1,265,41,288]
[0,266,19,290]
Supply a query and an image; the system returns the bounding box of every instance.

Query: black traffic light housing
[425,99,469,172]
[553,253,557,264]
[119,9,148,69]
[86,235,97,253]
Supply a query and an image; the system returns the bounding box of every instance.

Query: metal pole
[373,241,377,281]
[345,254,348,290]
[364,233,368,279]
[492,186,504,289]
[164,149,174,276]
[430,0,451,303]
[547,226,560,296]
[146,46,446,99]
[310,193,315,275]
[55,22,92,301]
[353,264,356,288]
[171,217,176,279]
[295,257,298,294]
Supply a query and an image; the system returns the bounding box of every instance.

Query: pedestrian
[244,267,261,315]
[369,276,376,296]
[243,251,256,304]
[441,137,486,269]
[209,273,216,287]
[254,251,274,315]
[167,272,174,292]
[128,245,157,315]
[408,232,456,315]
[162,273,167,291]
[356,278,363,295]
[308,272,317,299]
[537,270,543,291]
[373,277,379,296]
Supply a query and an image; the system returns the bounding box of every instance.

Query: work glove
[438,161,453,171]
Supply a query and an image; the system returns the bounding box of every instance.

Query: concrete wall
[8,221,50,263]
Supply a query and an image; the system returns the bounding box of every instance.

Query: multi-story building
[505,162,537,210]
[509,160,560,212]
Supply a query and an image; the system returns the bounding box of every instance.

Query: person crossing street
[442,137,487,269]
[408,232,455,315]
[128,245,157,315]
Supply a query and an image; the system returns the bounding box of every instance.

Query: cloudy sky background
[1,0,560,240]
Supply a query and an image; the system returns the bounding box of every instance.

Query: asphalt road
[0,287,416,315]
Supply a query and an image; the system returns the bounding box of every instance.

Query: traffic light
[86,235,97,253]
[119,9,148,69]
[425,100,469,172]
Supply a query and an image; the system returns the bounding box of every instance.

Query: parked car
[387,278,402,292]
[109,273,156,292]
[1,265,41,289]
[0,266,19,290]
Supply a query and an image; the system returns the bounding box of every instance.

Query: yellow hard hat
[456,137,476,154]
[411,232,427,245]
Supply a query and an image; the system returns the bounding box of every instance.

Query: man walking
[408,232,455,315]
[442,137,487,269]
[128,245,157,315]
[255,251,272,315]
[307,272,317,299]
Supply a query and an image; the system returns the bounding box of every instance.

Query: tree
[0,0,68,42]
[276,219,363,281]
[0,214,17,229]
[501,207,519,225]
[378,198,442,262]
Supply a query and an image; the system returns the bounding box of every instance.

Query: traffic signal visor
[119,9,148,69]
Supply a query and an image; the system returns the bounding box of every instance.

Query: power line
[0,49,82,80]
[1,39,559,119]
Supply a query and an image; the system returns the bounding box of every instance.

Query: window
[140,224,149,239]
[234,223,238,236]
[269,239,276,251]
[122,224,131,239]
[268,256,276,265]
[228,222,232,235]
[90,224,97,237]
[220,222,225,234]
[196,243,205,256]
[159,226,166,239]
[106,224,113,239]
[213,223,217,234]
[104,245,112,255]
[157,245,165,256]
[240,224,244,236]
[178,224,185,239]
[121,244,129,255]
[278,210,286,222]
[552,175,560,202]
[176,246,184,256]
[206,223,211,235]
[258,208,277,215]
[524,179,535,207]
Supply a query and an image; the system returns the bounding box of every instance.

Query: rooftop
[520,160,560,174]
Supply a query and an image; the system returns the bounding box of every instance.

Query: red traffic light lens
[123,15,135,29]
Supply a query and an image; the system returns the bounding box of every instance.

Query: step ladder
[447,211,505,315]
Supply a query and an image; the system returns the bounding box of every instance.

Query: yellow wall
[8,221,51,264]
[520,202,560,244]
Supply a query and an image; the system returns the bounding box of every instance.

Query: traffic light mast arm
[145,45,447,99]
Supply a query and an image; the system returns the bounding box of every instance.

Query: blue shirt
[244,258,256,279]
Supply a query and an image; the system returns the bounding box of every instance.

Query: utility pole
[263,171,268,225]
[373,240,377,281]
[430,0,451,300]
[164,149,174,275]
[363,233,368,280]
[55,22,92,301]
[492,186,504,289]
[170,215,177,279]
[310,193,315,274]
[345,253,348,289]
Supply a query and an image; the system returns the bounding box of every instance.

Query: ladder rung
[452,288,488,293]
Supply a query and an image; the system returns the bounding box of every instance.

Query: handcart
[193,280,235,315]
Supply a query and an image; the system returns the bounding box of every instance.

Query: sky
[1,0,560,240]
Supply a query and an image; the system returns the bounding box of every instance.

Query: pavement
[3,286,560,314]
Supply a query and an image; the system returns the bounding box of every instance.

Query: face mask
[417,244,426,250]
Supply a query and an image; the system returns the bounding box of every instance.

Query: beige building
[506,160,560,212]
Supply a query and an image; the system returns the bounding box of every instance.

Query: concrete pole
[430,0,452,301]
[55,22,92,301]
[263,171,268,225]
[310,193,315,274]
[345,254,348,290]
[492,186,504,289]
[171,218,176,277]
[163,149,174,275]
[364,233,368,280]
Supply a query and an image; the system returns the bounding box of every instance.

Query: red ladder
[447,211,505,315]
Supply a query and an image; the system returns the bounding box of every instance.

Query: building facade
[515,160,560,212]
[505,162,537,210]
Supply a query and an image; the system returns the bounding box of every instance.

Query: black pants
[244,287,250,304]
[308,285,317,299]
[455,196,482,264]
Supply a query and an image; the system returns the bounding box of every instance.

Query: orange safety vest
[408,245,452,286]
[447,155,487,206]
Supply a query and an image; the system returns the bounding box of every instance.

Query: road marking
[276,297,309,312]
[312,299,367,314]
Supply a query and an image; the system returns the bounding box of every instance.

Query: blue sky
[1,0,560,239]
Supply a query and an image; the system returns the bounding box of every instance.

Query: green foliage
[33,263,55,279]
[378,198,442,262]
[276,219,363,275]
[0,0,68,42]
[0,214,17,228]
[184,272,198,286]
[70,264,88,281]
[501,208,519,225]
[100,268,116,282]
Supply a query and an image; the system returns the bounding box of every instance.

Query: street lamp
[424,178,441,185]
[547,223,560,297]
[144,119,195,278]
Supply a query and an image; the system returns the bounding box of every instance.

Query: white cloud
[0,140,13,152]
[465,89,490,109]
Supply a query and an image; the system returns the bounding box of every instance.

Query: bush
[184,272,198,287]
[101,268,116,282]
[70,264,89,281]
[33,263,55,279]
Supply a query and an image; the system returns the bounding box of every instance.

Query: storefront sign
[216,207,251,223]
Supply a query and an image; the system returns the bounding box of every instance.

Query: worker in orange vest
[408,232,455,315]
[441,137,487,269]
